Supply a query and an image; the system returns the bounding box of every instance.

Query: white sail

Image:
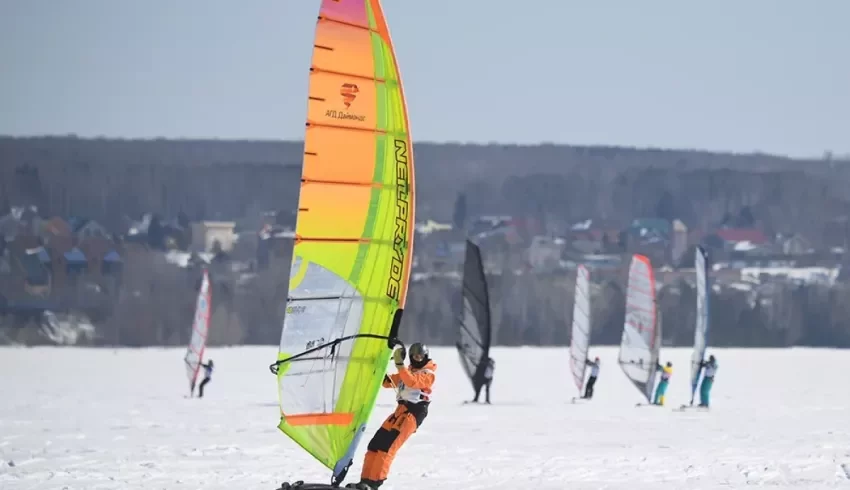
[184,269,211,393]
[618,254,660,402]
[690,246,710,404]
[569,265,591,395]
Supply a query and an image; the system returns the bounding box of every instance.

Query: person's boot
[345,479,382,489]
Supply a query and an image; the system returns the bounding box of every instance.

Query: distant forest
[2,135,850,348]
[3,135,850,237]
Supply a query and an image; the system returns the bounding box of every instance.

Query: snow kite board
[570,396,590,404]
[634,402,665,408]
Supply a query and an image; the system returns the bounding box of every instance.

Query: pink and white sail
[184,269,211,392]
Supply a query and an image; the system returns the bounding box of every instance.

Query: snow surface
[2,346,850,489]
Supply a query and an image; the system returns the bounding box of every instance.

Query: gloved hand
[393,347,405,366]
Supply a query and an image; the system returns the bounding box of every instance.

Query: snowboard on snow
[276,481,376,490]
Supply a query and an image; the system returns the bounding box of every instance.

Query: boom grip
[387,309,404,349]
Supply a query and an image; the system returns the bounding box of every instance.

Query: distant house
[626,218,671,265]
[415,220,453,235]
[5,243,52,299]
[0,205,41,241]
[528,235,564,270]
[707,228,769,250]
[780,234,812,255]
[191,221,237,253]
[568,219,621,254]
[74,219,111,239]
[40,216,77,288]
[73,219,122,277]
[671,220,689,266]
[469,215,519,244]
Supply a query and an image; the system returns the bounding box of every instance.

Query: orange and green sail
[268,0,415,485]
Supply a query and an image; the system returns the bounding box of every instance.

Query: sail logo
[286,305,306,315]
[386,139,410,301]
[324,83,367,122]
[340,83,359,108]
[305,336,325,350]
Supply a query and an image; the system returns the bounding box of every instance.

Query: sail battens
[289,295,348,302]
[284,412,355,426]
[311,66,388,84]
[618,255,660,403]
[321,15,372,31]
[273,1,415,484]
[307,122,392,135]
[302,177,385,188]
[295,236,373,244]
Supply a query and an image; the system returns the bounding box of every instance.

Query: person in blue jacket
[653,361,673,406]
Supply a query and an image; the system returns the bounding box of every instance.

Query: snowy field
[2,345,850,489]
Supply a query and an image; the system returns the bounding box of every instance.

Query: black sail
[456,239,492,385]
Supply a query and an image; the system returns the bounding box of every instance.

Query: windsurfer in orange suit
[346,343,437,490]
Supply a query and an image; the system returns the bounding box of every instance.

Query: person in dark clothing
[471,357,494,404]
[196,359,214,398]
[582,356,601,399]
[698,354,718,408]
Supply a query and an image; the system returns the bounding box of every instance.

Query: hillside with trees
[2,135,850,348]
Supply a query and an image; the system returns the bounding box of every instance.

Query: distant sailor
[471,357,494,404]
[653,361,672,406]
[193,359,214,398]
[348,343,436,490]
[582,356,601,399]
[698,354,718,408]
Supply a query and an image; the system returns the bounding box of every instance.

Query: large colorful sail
[267,0,416,485]
[569,265,591,395]
[184,268,211,395]
[689,246,710,405]
[456,239,491,386]
[618,254,660,403]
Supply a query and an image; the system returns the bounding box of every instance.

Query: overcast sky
[1,0,848,158]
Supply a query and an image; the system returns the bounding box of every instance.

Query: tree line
[2,136,850,347]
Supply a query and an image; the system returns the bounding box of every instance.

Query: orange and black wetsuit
[358,358,437,488]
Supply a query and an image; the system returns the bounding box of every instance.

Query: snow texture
[1,346,849,489]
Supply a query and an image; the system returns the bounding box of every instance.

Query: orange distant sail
[269,0,416,486]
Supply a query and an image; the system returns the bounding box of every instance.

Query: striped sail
[618,255,660,403]
[269,0,416,485]
[184,269,211,393]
